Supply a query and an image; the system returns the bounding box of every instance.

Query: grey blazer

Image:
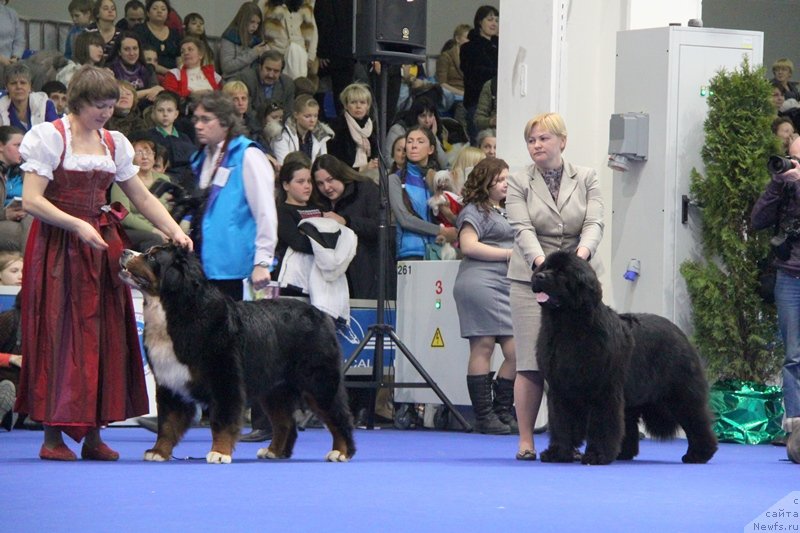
[506,160,604,282]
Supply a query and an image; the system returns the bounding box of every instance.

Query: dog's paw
[206,451,232,464]
[325,450,350,462]
[143,450,169,462]
[256,447,283,460]
[581,450,614,465]
[539,446,574,463]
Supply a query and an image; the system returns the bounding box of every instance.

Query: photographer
[752,137,800,444]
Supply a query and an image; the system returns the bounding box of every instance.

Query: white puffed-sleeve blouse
[19,117,139,181]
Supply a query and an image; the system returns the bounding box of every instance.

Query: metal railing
[21,18,72,54]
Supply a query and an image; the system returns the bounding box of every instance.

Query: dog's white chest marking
[143,297,194,402]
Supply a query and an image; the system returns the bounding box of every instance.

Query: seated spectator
[86,0,122,63]
[0,126,30,252]
[460,5,499,143]
[383,97,448,170]
[276,157,356,325]
[0,251,21,286]
[162,36,222,101]
[146,91,197,189]
[106,80,147,137]
[272,94,332,166]
[222,80,262,140]
[57,31,106,87]
[41,81,68,116]
[475,77,497,132]
[771,58,800,101]
[0,0,25,65]
[110,137,174,251]
[108,31,163,105]
[183,12,214,66]
[135,0,181,73]
[311,154,380,299]
[451,146,485,194]
[64,0,93,61]
[235,50,295,121]
[0,293,22,431]
[326,82,380,175]
[219,2,269,81]
[152,142,169,174]
[262,0,318,80]
[141,43,164,85]
[0,64,58,131]
[477,128,497,158]
[388,126,457,261]
[254,99,284,160]
[115,0,146,31]
[437,23,470,128]
[389,135,405,174]
[274,158,321,296]
[773,116,799,154]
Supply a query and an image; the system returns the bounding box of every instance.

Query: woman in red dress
[15,65,192,461]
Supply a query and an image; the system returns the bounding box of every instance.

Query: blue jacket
[191,135,258,279]
[396,165,433,259]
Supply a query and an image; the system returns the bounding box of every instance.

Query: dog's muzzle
[120,249,140,269]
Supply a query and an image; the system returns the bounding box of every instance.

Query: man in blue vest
[190,92,278,442]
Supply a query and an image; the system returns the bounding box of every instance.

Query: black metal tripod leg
[342,325,376,372]
[388,330,473,432]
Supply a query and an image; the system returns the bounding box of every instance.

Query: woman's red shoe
[81,442,120,461]
[39,443,77,461]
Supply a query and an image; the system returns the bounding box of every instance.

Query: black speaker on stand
[343,0,471,432]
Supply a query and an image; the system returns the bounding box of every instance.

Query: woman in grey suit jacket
[506,112,604,460]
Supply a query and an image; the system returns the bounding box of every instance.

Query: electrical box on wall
[608,112,649,172]
[610,26,763,334]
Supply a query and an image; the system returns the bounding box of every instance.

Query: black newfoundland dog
[531,251,717,465]
[119,244,355,463]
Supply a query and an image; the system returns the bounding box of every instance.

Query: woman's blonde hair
[293,93,319,114]
[222,80,249,96]
[339,83,373,108]
[773,58,794,76]
[0,251,22,275]
[523,112,567,141]
[451,146,485,191]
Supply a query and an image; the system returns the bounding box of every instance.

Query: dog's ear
[568,256,603,310]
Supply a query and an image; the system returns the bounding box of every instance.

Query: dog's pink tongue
[535,292,550,303]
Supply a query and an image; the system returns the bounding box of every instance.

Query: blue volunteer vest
[191,135,259,279]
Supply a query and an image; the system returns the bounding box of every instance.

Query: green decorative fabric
[710,380,785,444]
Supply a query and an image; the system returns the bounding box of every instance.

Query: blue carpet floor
[1,426,797,532]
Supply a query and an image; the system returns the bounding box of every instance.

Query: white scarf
[344,112,372,169]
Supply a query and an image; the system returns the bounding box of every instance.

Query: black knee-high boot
[493,376,519,434]
[467,374,510,435]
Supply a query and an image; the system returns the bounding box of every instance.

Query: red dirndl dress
[14,119,148,442]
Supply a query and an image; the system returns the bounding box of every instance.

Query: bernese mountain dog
[119,244,355,463]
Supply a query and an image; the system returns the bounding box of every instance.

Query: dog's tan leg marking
[144,409,192,461]
[207,424,238,464]
[257,405,294,460]
[305,396,350,462]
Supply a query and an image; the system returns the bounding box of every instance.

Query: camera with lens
[767,155,800,174]
[771,218,800,261]
[149,179,203,223]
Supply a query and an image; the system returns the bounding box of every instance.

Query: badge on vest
[213,167,230,188]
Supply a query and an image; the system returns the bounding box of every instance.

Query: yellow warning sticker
[431,328,445,348]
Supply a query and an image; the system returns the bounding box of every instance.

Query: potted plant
[680,57,784,444]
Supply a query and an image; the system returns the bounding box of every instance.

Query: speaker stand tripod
[342,63,471,432]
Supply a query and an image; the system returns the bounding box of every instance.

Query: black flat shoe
[239,428,273,442]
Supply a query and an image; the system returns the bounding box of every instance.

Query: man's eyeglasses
[192,114,218,124]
